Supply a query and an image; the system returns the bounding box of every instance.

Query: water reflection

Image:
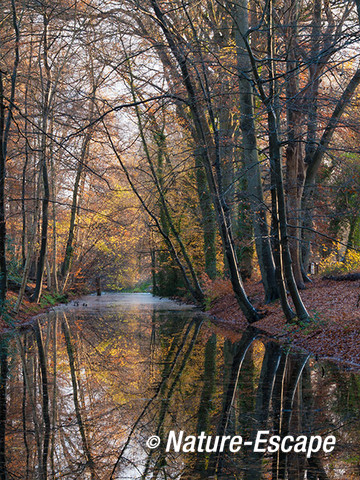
[0,293,360,479]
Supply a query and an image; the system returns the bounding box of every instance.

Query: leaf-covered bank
[208,278,360,367]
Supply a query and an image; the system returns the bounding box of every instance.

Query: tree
[0,0,19,307]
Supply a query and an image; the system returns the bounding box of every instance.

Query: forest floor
[208,277,360,368]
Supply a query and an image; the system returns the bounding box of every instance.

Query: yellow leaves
[319,242,360,276]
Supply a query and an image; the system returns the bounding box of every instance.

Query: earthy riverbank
[0,290,71,332]
[2,278,360,367]
[208,277,360,367]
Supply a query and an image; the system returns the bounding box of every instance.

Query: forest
[1,0,360,328]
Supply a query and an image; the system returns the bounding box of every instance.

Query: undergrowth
[39,292,69,308]
[319,244,360,276]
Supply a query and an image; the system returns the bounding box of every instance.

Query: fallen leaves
[208,278,360,367]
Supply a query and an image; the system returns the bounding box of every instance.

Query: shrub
[319,243,360,276]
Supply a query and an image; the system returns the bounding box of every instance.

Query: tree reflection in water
[0,294,359,479]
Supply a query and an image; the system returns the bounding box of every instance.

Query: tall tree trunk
[49,146,58,293]
[32,148,49,302]
[14,169,42,313]
[0,74,6,308]
[300,0,321,279]
[195,156,217,279]
[270,163,296,322]
[32,14,51,303]
[60,131,91,283]
[284,0,306,289]
[150,0,260,322]
[301,65,360,272]
[125,61,205,302]
[0,0,19,306]
[234,0,279,302]
[265,0,309,321]
[146,40,218,281]
[61,76,96,285]
[21,19,34,269]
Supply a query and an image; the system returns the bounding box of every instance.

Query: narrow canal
[0,293,359,479]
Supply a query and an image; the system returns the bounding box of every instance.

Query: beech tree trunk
[265,0,309,322]
[0,0,19,306]
[32,149,49,302]
[32,14,51,303]
[0,74,6,307]
[144,39,218,281]
[284,0,306,290]
[126,61,205,301]
[150,0,260,322]
[195,156,217,279]
[234,0,279,302]
[301,65,360,272]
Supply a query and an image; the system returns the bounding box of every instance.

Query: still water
[0,293,359,479]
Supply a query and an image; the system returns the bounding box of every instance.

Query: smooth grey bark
[0,0,19,306]
[195,156,217,279]
[300,0,321,280]
[141,36,218,280]
[150,0,260,322]
[234,0,279,303]
[32,14,51,303]
[264,0,309,321]
[284,0,306,289]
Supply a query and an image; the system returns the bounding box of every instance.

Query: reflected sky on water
[0,293,359,479]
